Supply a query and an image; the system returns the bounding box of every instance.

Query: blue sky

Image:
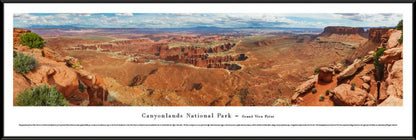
[13,13,402,28]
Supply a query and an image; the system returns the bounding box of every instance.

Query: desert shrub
[325,90,330,95]
[13,52,38,74]
[351,83,356,90]
[78,83,85,93]
[373,47,386,81]
[15,84,69,106]
[396,20,403,30]
[396,20,403,44]
[311,88,317,93]
[314,68,320,75]
[319,95,324,101]
[19,32,45,49]
[398,33,403,44]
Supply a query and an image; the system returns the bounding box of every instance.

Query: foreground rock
[291,76,317,103]
[318,67,333,83]
[378,96,403,106]
[379,47,402,64]
[385,60,403,98]
[337,59,366,82]
[24,56,90,105]
[386,29,402,49]
[331,84,368,106]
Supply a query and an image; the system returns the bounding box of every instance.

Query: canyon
[12,25,403,106]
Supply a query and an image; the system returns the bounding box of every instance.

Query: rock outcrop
[368,28,392,44]
[379,47,402,64]
[331,84,368,106]
[320,26,366,36]
[13,28,109,106]
[378,96,403,106]
[386,29,402,49]
[385,60,403,98]
[318,67,333,83]
[291,76,317,103]
[337,59,366,82]
[13,28,31,45]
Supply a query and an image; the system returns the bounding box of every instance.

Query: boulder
[331,63,344,73]
[318,67,333,83]
[378,96,403,106]
[364,100,376,106]
[291,76,317,102]
[361,83,370,92]
[379,47,402,64]
[337,59,366,81]
[295,76,317,94]
[331,84,368,106]
[361,76,371,83]
[386,30,402,49]
[378,81,388,101]
[385,60,403,98]
[64,56,83,70]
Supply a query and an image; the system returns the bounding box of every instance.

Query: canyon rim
[12,13,404,106]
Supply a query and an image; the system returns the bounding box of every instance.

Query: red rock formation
[368,28,392,44]
[318,67,333,83]
[13,28,31,45]
[13,30,109,106]
[320,26,365,36]
[331,84,368,106]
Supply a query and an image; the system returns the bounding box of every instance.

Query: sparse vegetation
[396,20,403,30]
[15,84,69,106]
[396,20,403,44]
[78,83,85,93]
[13,52,38,74]
[314,68,320,75]
[351,83,356,90]
[71,61,83,70]
[19,32,45,49]
[373,47,386,81]
[319,95,324,101]
[311,88,317,93]
[325,90,330,95]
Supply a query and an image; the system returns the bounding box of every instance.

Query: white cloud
[115,13,133,17]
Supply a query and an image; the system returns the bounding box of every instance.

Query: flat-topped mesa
[368,28,393,44]
[320,26,366,36]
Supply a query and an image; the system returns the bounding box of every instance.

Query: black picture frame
[2,1,414,140]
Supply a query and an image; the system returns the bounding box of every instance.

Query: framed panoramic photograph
[2,1,414,140]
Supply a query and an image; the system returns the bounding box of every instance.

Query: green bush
[398,33,403,44]
[78,83,85,93]
[351,83,356,90]
[15,84,69,106]
[319,95,324,101]
[311,88,317,93]
[13,52,38,74]
[314,68,320,75]
[396,20,403,31]
[373,47,386,81]
[325,90,330,95]
[19,32,45,49]
[396,20,403,44]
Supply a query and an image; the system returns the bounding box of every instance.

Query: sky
[13,13,403,29]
